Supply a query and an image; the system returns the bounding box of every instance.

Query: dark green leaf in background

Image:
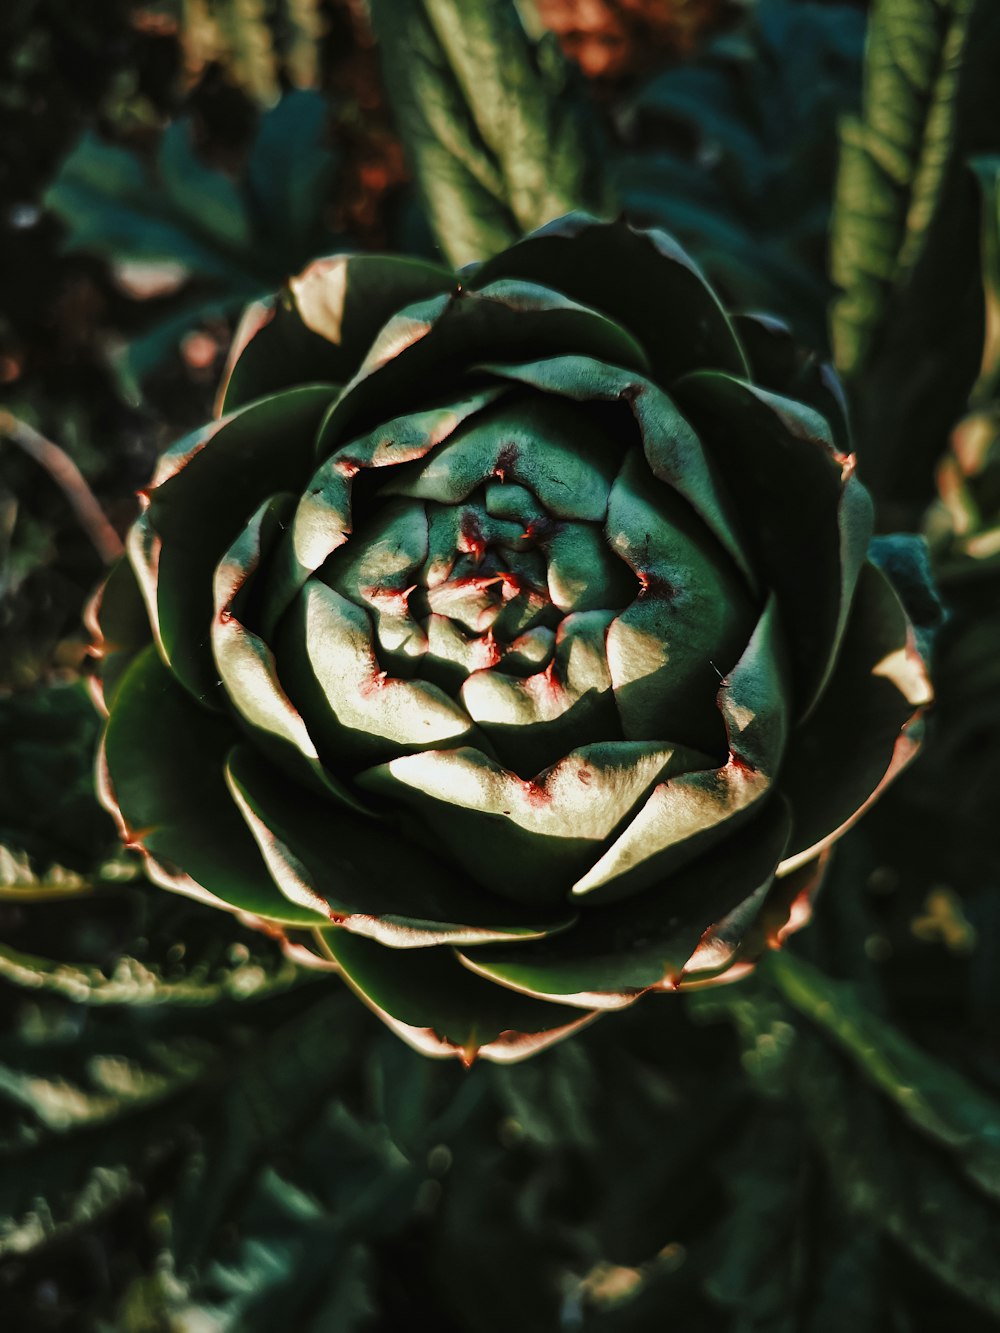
[617,0,865,354]
[43,91,346,393]
[829,0,1000,509]
[830,0,975,377]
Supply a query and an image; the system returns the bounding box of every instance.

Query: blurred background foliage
[3,0,1000,1328]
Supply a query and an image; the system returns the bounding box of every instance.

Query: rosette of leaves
[89,215,932,1062]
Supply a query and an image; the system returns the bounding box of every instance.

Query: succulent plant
[90,215,932,1062]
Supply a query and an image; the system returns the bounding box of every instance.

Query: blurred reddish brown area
[327,0,408,247]
[535,0,734,84]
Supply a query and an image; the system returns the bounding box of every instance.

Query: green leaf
[0,1009,216,1257]
[102,646,327,925]
[704,1110,807,1332]
[318,928,596,1063]
[45,129,259,285]
[247,89,340,253]
[158,1182,380,1333]
[141,1013,420,1332]
[144,382,336,700]
[226,743,573,946]
[456,800,791,1007]
[827,0,1000,502]
[0,921,301,1010]
[867,531,943,660]
[763,950,1000,1203]
[0,682,113,873]
[217,253,453,414]
[369,0,614,265]
[472,214,749,385]
[693,945,1000,1320]
[830,0,976,376]
[778,560,931,866]
[705,1105,899,1333]
[43,91,347,385]
[158,118,256,258]
[675,372,874,720]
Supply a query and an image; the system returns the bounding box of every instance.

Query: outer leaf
[472,214,749,386]
[226,743,575,946]
[100,646,327,926]
[317,928,597,1064]
[142,384,336,701]
[216,253,453,415]
[455,800,791,1009]
[779,561,932,867]
[675,371,874,720]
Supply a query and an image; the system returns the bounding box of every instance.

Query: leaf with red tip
[315,279,650,455]
[276,580,483,769]
[471,214,749,384]
[317,928,598,1064]
[481,356,755,586]
[456,799,791,1008]
[572,595,789,905]
[217,254,454,414]
[226,744,576,947]
[675,371,874,720]
[211,494,369,812]
[779,560,932,868]
[101,645,326,925]
[604,447,757,756]
[86,556,152,714]
[259,389,504,631]
[356,741,707,907]
[145,385,336,702]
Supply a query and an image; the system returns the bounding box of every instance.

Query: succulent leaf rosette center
[92,217,932,1063]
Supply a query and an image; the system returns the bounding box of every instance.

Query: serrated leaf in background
[830,0,974,376]
[43,90,346,390]
[828,0,1000,509]
[689,932,1000,1325]
[159,0,327,107]
[369,0,615,265]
